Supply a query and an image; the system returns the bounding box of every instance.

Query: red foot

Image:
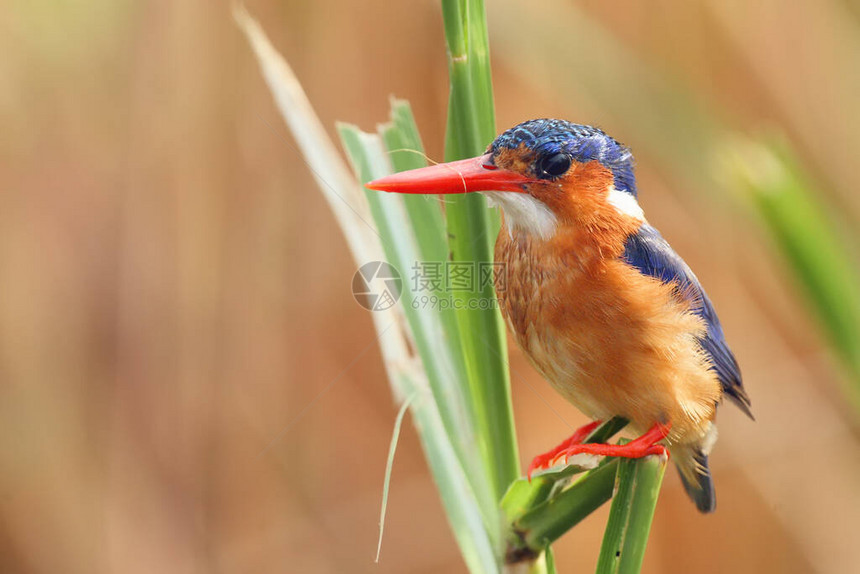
[528,420,601,480]
[528,422,671,480]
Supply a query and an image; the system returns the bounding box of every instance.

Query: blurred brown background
[1,0,859,572]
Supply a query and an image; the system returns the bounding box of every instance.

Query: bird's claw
[558,441,667,462]
[527,421,671,480]
[527,420,602,480]
[526,452,562,481]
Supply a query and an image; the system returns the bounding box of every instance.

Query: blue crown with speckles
[490,119,637,197]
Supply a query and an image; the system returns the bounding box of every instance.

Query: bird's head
[366,119,644,240]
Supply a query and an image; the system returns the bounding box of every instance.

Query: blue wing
[622,224,753,418]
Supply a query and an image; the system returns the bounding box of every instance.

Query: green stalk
[338,120,498,539]
[235,11,500,570]
[501,417,629,523]
[506,460,620,564]
[502,418,630,565]
[338,121,461,422]
[378,101,501,533]
[441,0,519,507]
[595,455,667,574]
[544,547,557,574]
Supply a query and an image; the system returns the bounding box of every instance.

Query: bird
[366,118,752,513]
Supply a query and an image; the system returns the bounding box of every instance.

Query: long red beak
[366,153,534,194]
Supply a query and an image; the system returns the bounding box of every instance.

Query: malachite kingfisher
[366,119,752,513]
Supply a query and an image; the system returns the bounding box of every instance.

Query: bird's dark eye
[537,152,571,179]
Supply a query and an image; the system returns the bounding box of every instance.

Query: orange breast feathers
[494,206,722,447]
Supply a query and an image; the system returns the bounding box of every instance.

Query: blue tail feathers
[677,451,716,513]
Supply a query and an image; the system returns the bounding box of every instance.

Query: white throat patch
[607,186,644,221]
[483,191,558,240]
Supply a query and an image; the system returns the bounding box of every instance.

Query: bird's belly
[516,324,611,421]
[500,256,721,444]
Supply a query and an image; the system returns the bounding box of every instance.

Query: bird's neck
[495,208,640,276]
[495,226,592,283]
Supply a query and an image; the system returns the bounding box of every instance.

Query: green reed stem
[595,455,667,574]
[441,0,519,510]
